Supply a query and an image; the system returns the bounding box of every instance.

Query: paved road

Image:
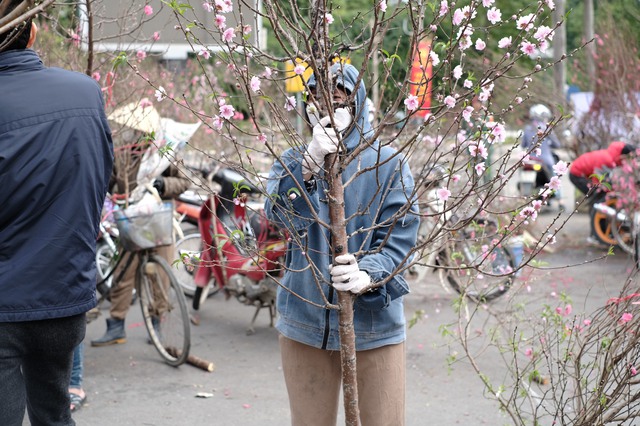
[54,210,632,426]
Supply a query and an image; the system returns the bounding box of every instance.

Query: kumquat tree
[7,0,640,424]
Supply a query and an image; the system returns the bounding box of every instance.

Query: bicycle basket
[114,202,174,251]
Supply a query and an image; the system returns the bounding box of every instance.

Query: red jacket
[569,141,628,179]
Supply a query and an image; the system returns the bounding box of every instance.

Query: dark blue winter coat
[0,49,113,322]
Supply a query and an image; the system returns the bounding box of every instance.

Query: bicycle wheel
[137,253,191,366]
[174,231,220,298]
[442,219,515,302]
[591,198,618,246]
[96,241,117,297]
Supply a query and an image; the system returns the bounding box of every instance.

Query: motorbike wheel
[138,253,191,367]
[610,208,635,255]
[590,198,619,246]
[174,231,220,298]
[442,219,515,303]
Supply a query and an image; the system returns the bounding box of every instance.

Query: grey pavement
[26,209,634,426]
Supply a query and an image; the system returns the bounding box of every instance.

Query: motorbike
[517,155,546,197]
[177,166,288,334]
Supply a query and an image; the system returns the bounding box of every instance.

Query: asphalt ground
[23,208,635,426]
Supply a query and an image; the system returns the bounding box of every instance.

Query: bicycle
[413,164,517,302]
[96,198,191,367]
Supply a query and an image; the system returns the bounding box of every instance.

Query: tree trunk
[310,1,360,424]
[326,153,360,425]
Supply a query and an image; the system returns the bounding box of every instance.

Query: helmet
[529,104,552,121]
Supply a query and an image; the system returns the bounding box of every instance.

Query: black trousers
[0,313,86,426]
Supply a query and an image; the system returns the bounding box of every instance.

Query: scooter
[183,167,288,334]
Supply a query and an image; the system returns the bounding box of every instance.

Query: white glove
[303,108,352,175]
[330,254,371,294]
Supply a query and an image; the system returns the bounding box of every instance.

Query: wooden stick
[166,347,215,372]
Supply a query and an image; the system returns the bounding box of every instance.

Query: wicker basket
[114,202,174,251]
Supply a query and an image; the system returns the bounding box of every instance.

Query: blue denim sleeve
[357,160,419,302]
[265,148,319,233]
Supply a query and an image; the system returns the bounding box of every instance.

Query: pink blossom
[545,0,555,9]
[203,2,214,12]
[453,65,463,80]
[378,0,387,12]
[136,50,146,61]
[583,319,592,326]
[144,5,153,16]
[223,27,235,42]
[250,76,261,92]
[91,72,101,82]
[487,7,501,24]
[212,116,223,130]
[475,39,486,51]
[452,174,461,183]
[553,160,568,176]
[469,141,488,159]
[488,122,506,143]
[294,64,305,75]
[325,13,334,24]
[632,366,638,376]
[404,94,419,111]
[429,51,440,66]
[463,79,473,89]
[452,9,465,25]
[498,36,512,49]
[452,6,476,26]
[534,25,553,42]
[284,96,296,111]
[199,49,211,59]
[215,14,226,29]
[519,206,538,221]
[439,0,448,17]
[257,133,267,144]
[515,96,523,104]
[547,176,561,191]
[243,24,252,35]
[564,304,573,316]
[155,86,167,102]
[475,162,486,176]
[532,199,543,210]
[521,41,536,55]
[437,188,451,201]
[220,104,235,120]
[517,13,535,31]
[444,95,456,109]
[263,67,272,78]
[620,312,633,323]
[462,106,474,122]
[139,98,153,109]
[152,31,160,41]
[524,348,533,358]
[546,234,557,244]
[215,0,233,13]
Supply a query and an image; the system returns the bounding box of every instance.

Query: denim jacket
[265,64,419,351]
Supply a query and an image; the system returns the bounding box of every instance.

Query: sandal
[69,392,87,413]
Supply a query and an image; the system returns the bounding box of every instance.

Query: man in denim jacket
[265,63,419,425]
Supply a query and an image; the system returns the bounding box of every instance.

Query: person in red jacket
[569,141,635,198]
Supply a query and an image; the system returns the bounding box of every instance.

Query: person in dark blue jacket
[0,3,113,424]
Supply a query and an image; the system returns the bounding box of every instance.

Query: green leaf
[112,51,128,70]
